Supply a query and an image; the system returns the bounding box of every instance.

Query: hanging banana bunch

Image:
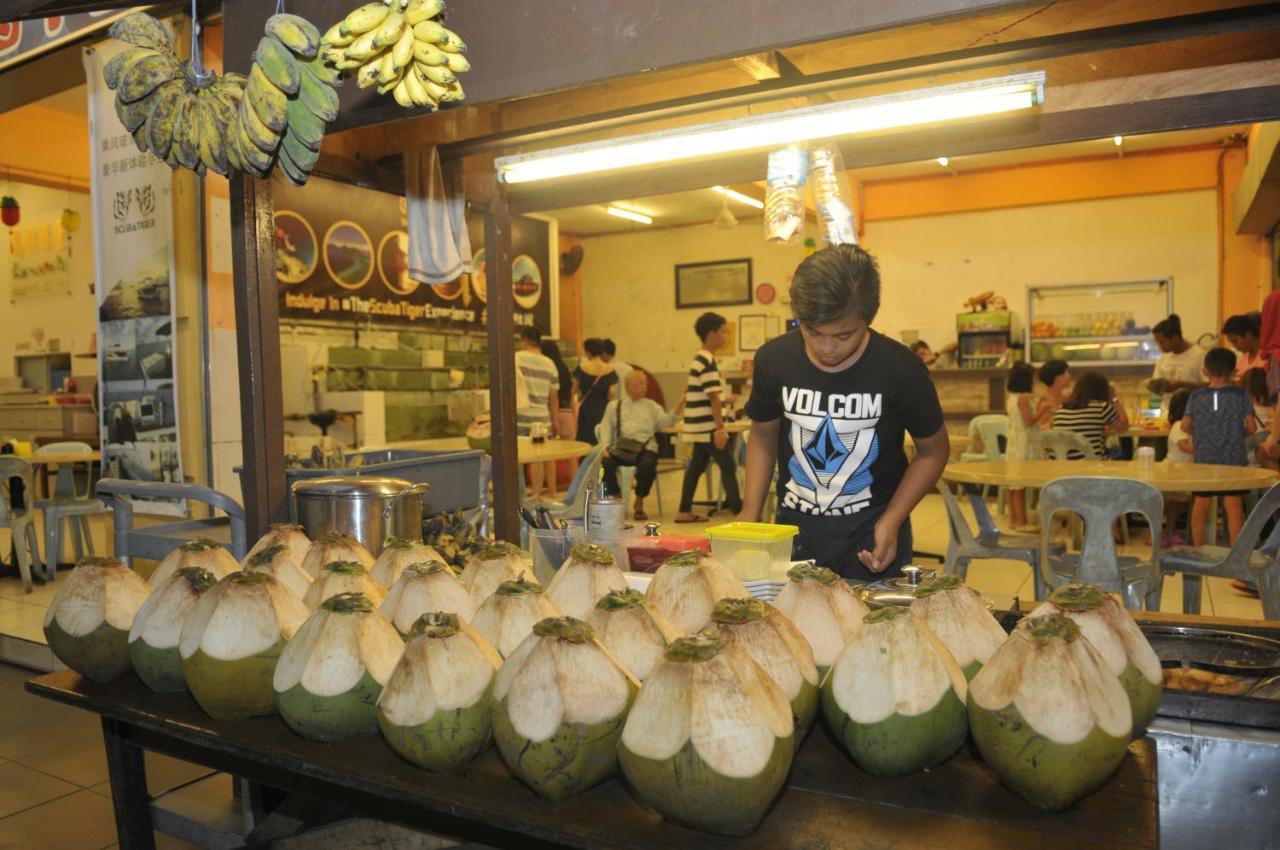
[321,0,469,111]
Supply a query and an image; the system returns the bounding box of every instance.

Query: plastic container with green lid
[705,522,800,581]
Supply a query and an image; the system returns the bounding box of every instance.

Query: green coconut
[1030,584,1163,739]
[707,597,820,737]
[179,571,311,720]
[128,567,217,692]
[645,549,748,634]
[458,541,533,607]
[43,556,153,682]
[302,560,387,610]
[469,577,562,657]
[244,523,312,569]
[149,538,238,588]
[492,616,638,801]
[910,574,1009,680]
[300,532,374,579]
[822,606,968,777]
[273,592,404,742]
[379,561,475,637]
[378,612,503,772]
[619,632,795,835]
[586,589,681,681]
[968,613,1133,810]
[772,563,869,677]
[546,542,629,620]
[369,537,445,589]
[242,544,313,599]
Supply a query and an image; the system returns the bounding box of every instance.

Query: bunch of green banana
[320,0,468,111]
[231,13,343,185]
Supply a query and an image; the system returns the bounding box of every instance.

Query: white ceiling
[546,125,1249,236]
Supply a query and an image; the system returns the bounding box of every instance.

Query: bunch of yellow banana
[103,12,247,177]
[320,0,468,111]
[230,13,343,185]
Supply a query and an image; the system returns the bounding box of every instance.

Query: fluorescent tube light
[497,72,1044,184]
[606,206,653,224]
[712,185,765,209]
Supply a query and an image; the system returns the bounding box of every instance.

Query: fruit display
[245,522,312,567]
[300,531,374,578]
[619,632,794,836]
[909,574,1009,680]
[822,606,968,777]
[771,563,869,675]
[378,612,502,772]
[492,616,638,801]
[303,560,388,609]
[586,589,681,682]
[179,571,310,719]
[706,597,820,737]
[1030,312,1143,340]
[968,613,1132,810]
[469,577,562,657]
[43,556,153,682]
[545,542,629,620]
[422,509,483,570]
[149,537,237,587]
[379,560,475,635]
[644,550,748,634]
[1030,584,1163,738]
[458,541,533,607]
[103,13,248,176]
[273,592,404,741]
[320,0,469,110]
[242,543,314,600]
[369,536,444,588]
[128,567,218,693]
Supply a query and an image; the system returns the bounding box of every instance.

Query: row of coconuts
[43,526,1162,835]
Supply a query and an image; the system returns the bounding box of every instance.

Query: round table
[943,460,1278,493]
[379,437,592,464]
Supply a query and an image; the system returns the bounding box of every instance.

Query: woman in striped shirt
[1049,371,1129,459]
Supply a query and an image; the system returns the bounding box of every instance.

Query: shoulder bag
[609,397,646,465]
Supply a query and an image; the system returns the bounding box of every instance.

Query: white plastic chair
[34,442,107,577]
[961,414,1009,513]
[594,422,664,518]
[0,457,44,593]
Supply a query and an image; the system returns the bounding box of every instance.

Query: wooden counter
[0,401,97,443]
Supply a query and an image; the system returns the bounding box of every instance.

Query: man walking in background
[515,326,560,496]
[675,312,741,522]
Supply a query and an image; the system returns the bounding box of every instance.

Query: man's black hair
[600,339,616,356]
[1153,314,1183,339]
[1222,313,1261,338]
[1203,346,1237,379]
[519,326,542,346]
[789,244,881,325]
[1038,359,1069,387]
[910,340,931,354]
[694,312,727,342]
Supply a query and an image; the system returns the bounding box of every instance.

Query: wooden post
[229,175,288,538]
[483,185,519,542]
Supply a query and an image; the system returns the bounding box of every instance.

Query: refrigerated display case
[1026,279,1172,365]
[956,310,1011,368]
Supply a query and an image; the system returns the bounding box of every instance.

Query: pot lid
[292,476,414,499]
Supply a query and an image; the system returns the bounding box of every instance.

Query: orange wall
[0,104,89,187]
[1219,143,1272,320]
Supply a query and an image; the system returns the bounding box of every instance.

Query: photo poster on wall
[273,175,555,334]
[8,216,72,297]
[84,43,185,516]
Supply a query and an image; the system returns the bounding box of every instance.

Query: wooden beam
[480,184,519,543]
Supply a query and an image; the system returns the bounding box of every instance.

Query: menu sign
[0,11,125,72]
[274,175,554,332]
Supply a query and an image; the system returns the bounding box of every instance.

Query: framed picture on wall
[739,314,766,351]
[674,258,753,309]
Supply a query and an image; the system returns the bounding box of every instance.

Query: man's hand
[713,427,729,450]
[1148,378,1168,395]
[857,517,900,574]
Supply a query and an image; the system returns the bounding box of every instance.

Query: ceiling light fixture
[712,185,765,209]
[606,206,653,225]
[936,156,950,167]
[497,72,1045,184]
[1113,135,1124,146]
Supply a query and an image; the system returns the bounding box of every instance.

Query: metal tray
[1140,625,1280,675]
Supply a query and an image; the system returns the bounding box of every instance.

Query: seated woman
[1050,371,1130,459]
[599,371,676,521]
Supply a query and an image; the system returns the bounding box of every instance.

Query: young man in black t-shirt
[739,245,949,579]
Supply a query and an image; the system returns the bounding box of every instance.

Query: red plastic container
[626,532,710,573]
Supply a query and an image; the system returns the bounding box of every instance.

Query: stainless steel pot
[291,477,429,556]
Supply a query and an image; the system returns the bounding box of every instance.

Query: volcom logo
[781,385,883,516]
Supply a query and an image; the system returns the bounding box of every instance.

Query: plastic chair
[1159,482,1280,619]
[0,457,44,593]
[532,445,605,522]
[35,441,107,575]
[1038,476,1164,610]
[96,479,248,564]
[960,414,1009,513]
[1033,429,1097,460]
[594,421,664,519]
[936,481,1058,601]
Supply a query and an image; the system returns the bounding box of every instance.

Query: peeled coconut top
[469,578,562,657]
[909,575,1009,670]
[378,612,502,726]
[708,597,818,697]
[179,571,311,662]
[494,616,637,744]
[273,592,404,697]
[45,556,153,636]
[969,613,1132,745]
[370,538,444,587]
[245,523,311,567]
[129,567,217,649]
[546,542,629,618]
[151,538,238,586]
[828,606,967,725]
[622,633,793,780]
[645,549,748,633]
[772,565,869,668]
[380,561,474,631]
[304,561,387,609]
[1030,584,1162,686]
[459,543,532,601]
[586,589,681,681]
[301,533,374,576]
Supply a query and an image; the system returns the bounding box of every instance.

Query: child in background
[1163,389,1193,546]
[1037,359,1071,425]
[1004,362,1038,530]
[1183,348,1257,546]
[1243,367,1274,431]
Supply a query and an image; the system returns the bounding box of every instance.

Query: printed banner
[0,10,130,73]
[273,175,554,332]
[85,42,185,516]
[8,215,72,297]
